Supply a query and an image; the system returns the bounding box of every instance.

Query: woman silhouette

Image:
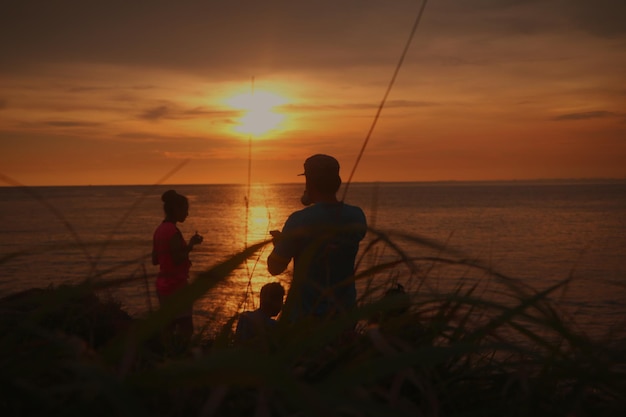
[152,189,203,346]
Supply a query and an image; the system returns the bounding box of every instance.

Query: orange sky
[1,0,625,186]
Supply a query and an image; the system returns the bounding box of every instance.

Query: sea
[1,180,625,339]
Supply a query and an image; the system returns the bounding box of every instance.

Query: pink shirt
[153,221,191,296]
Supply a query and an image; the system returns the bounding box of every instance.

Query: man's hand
[270,230,282,244]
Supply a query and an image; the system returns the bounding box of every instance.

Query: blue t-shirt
[273,202,367,319]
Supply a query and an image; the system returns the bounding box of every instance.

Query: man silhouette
[267,154,367,320]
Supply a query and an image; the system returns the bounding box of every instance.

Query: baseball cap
[299,154,340,178]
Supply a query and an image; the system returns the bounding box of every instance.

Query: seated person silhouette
[371,283,425,344]
[235,282,285,348]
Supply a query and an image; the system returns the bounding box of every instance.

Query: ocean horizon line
[1,177,625,189]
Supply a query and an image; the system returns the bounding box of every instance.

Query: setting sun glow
[226,90,288,137]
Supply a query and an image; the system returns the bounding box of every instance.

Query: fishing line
[90,158,191,277]
[141,262,154,313]
[242,76,256,309]
[87,158,189,314]
[341,0,429,201]
[1,168,186,314]
[0,172,97,269]
[244,76,254,253]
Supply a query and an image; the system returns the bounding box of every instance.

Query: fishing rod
[341,0,429,201]
[242,76,255,307]
[237,1,429,308]
[244,75,254,253]
[241,75,274,311]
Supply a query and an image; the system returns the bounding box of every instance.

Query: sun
[226,90,288,137]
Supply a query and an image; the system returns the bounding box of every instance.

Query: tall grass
[1,224,625,417]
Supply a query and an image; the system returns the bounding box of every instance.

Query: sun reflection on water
[193,190,294,334]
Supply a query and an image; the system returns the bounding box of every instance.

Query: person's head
[259,282,285,317]
[299,154,342,204]
[369,283,411,325]
[161,190,189,223]
[383,283,411,317]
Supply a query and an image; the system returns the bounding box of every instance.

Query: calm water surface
[1,181,624,337]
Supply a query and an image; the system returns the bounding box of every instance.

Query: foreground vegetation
[1,232,625,417]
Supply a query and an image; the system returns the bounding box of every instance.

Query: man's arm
[267,251,290,276]
[267,229,292,275]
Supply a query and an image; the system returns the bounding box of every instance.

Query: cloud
[0,1,399,73]
[138,104,239,122]
[114,132,169,143]
[1,0,624,80]
[567,0,626,37]
[182,107,239,118]
[385,100,438,109]
[66,84,156,93]
[427,0,626,38]
[282,100,436,112]
[162,150,223,160]
[66,86,113,93]
[139,105,171,121]
[43,120,103,127]
[552,111,619,121]
[117,131,236,148]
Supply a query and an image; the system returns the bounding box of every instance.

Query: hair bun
[161,189,179,203]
